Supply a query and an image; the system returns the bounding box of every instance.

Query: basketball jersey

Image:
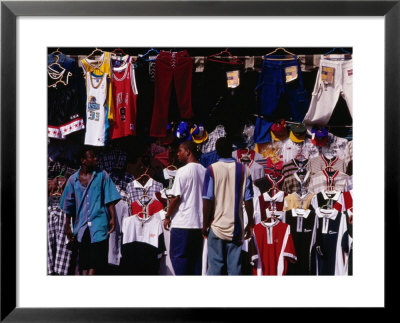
[84,71,109,146]
[110,61,138,139]
[81,51,114,120]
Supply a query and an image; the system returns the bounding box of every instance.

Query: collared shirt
[283,192,314,211]
[60,169,121,243]
[126,178,164,204]
[202,157,253,242]
[308,170,349,194]
[307,133,348,160]
[309,154,346,175]
[344,140,353,168]
[282,170,311,195]
[281,158,310,178]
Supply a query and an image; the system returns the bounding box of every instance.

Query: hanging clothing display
[283,192,314,211]
[150,50,194,137]
[282,170,311,195]
[250,220,297,275]
[48,53,86,139]
[83,71,110,146]
[281,158,310,178]
[126,178,164,204]
[110,59,138,139]
[303,55,353,125]
[308,169,349,194]
[309,154,346,175]
[258,190,286,221]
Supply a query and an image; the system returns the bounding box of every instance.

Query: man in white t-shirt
[164,141,206,275]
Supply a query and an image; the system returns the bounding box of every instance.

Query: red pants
[150,50,194,137]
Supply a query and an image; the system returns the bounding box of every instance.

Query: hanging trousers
[150,50,194,137]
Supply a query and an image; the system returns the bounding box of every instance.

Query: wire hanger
[265,47,296,61]
[84,48,104,61]
[136,167,151,186]
[207,48,243,65]
[139,48,160,62]
[48,54,72,88]
[50,170,66,196]
[166,164,178,170]
[111,48,127,56]
[323,48,352,61]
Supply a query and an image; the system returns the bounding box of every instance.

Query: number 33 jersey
[84,71,110,146]
[110,61,138,139]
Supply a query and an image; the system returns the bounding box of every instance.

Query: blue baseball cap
[175,121,192,142]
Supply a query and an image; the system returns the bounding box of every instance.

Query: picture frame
[1,0,397,320]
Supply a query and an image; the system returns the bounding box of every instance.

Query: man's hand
[108,216,116,234]
[244,224,254,240]
[201,226,209,239]
[65,223,74,242]
[164,217,171,230]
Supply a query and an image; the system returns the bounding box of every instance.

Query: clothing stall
[47,47,353,276]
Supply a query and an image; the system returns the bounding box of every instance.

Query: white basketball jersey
[84,71,109,146]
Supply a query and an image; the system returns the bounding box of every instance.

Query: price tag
[321,66,335,85]
[226,70,240,88]
[285,66,298,83]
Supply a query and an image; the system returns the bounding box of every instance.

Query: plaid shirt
[48,199,73,275]
[199,125,226,154]
[126,178,164,204]
[281,158,310,178]
[309,170,349,194]
[309,155,346,175]
[48,160,77,179]
[97,148,127,173]
[282,171,311,195]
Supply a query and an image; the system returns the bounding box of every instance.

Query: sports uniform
[84,71,109,146]
[110,60,138,139]
[250,220,297,275]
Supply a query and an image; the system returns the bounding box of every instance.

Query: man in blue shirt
[60,148,121,275]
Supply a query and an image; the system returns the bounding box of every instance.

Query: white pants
[303,56,353,125]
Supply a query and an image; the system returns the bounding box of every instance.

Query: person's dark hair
[181,140,201,160]
[79,146,94,162]
[215,137,233,158]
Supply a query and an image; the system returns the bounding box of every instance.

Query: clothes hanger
[83,48,104,62]
[136,168,151,186]
[139,48,160,62]
[111,48,127,57]
[265,47,296,61]
[239,148,252,164]
[50,170,66,196]
[323,48,352,61]
[48,54,72,88]
[166,164,178,171]
[138,193,152,207]
[207,48,243,65]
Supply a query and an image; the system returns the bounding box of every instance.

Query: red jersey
[250,220,297,275]
[110,61,138,139]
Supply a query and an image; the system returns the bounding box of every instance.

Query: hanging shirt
[254,174,285,194]
[311,190,344,212]
[126,178,164,204]
[169,162,206,229]
[254,140,285,161]
[97,147,128,174]
[110,60,139,139]
[81,51,114,120]
[308,169,349,194]
[258,190,286,221]
[232,148,264,164]
[250,220,297,275]
[84,71,110,147]
[344,140,353,169]
[283,208,316,275]
[309,154,346,175]
[282,170,311,195]
[199,125,226,154]
[307,133,348,160]
[281,158,311,178]
[108,199,129,266]
[280,138,314,163]
[312,208,349,275]
[120,211,166,275]
[59,169,121,243]
[163,168,178,190]
[283,192,314,211]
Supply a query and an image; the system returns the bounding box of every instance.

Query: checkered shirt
[48,160,77,179]
[126,178,164,204]
[308,170,349,194]
[199,125,226,154]
[48,201,73,275]
[309,155,346,175]
[97,148,127,173]
[281,158,311,178]
[282,171,311,195]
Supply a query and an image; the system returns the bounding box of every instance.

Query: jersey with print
[81,51,114,120]
[283,209,316,275]
[250,220,297,275]
[84,71,109,146]
[110,61,138,139]
[120,211,166,275]
[307,133,348,160]
[312,208,348,275]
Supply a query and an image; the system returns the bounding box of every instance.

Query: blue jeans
[207,228,242,275]
[256,56,309,122]
[170,228,203,275]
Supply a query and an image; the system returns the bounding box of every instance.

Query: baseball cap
[311,126,329,146]
[270,119,288,142]
[190,123,208,144]
[289,123,307,143]
[175,121,192,143]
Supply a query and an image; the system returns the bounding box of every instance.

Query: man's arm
[164,195,181,230]
[202,199,214,239]
[106,202,116,234]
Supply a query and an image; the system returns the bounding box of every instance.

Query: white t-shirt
[169,162,206,229]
